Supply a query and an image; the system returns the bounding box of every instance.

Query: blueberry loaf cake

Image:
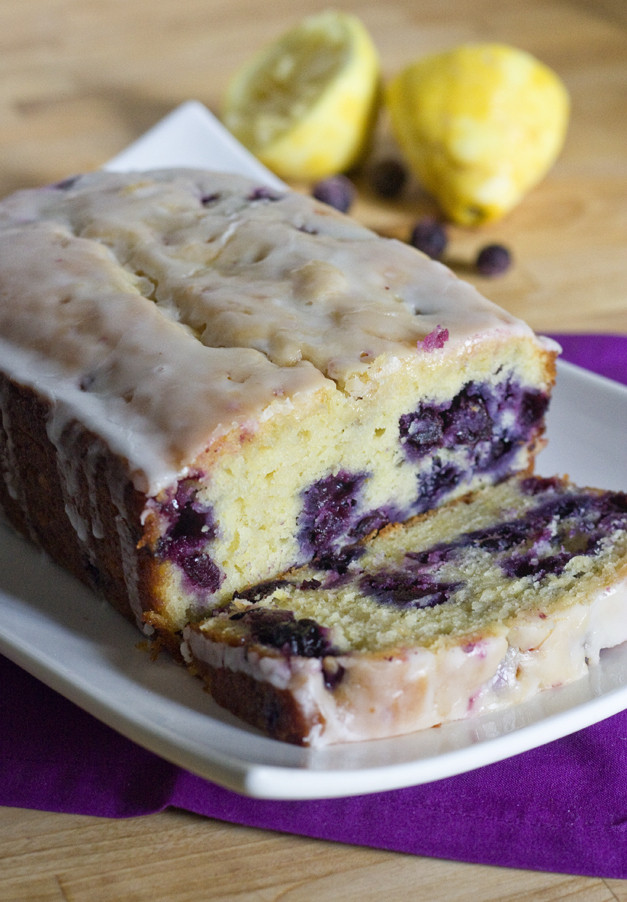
[0,168,557,638]
[183,475,627,746]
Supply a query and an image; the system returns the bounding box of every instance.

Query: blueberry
[180,553,223,591]
[248,186,283,202]
[520,476,563,496]
[405,545,455,567]
[519,389,550,430]
[502,551,572,580]
[312,175,356,213]
[409,218,448,259]
[494,488,627,582]
[350,507,393,539]
[242,609,336,658]
[312,544,365,575]
[360,569,461,609]
[399,407,444,459]
[298,579,323,591]
[406,482,626,588]
[298,470,366,557]
[598,492,627,532]
[475,437,515,474]
[370,158,407,199]
[167,500,216,546]
[233,579,291,603]
[468,520,529,553]
[476,243,512,276]
[397,376,556,522]
[444,393,492,445]
[413,460,461,513]
[157,486,223,593]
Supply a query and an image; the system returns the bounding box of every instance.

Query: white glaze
[182,575,627,747]
[0,169,550,497]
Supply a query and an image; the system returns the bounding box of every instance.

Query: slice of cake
[182,475,627,746]
[0,168,557,639]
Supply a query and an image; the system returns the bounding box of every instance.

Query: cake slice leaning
[182,475,627,746]
[0,168,557,640]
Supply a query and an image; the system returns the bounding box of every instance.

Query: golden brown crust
[190,655,317,745]
[0,373,153,625]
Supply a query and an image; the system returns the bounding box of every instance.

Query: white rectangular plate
[1,103,626,800]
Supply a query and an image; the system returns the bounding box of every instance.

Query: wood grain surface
[0,0,626,898]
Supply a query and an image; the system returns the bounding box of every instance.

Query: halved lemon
[385,43,570,225]
[222,10,380,181]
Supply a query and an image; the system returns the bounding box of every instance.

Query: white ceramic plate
[1,103,626,800]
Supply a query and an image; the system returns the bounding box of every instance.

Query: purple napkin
[548,332,627,385]
[2,333,627,878]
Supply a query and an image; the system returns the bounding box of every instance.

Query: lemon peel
[222,10,380,181]
[385,43,570,225]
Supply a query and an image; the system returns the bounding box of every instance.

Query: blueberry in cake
[0,169,558,640]
[182,475,627,745]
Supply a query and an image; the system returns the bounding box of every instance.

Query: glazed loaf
[183,475,627,746]
[0,168,557,638]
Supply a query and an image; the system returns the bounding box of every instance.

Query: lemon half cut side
[385,43,570,225]
[222,10,381,181]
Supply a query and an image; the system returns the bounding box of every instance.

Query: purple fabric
[1,333,626,877]
[549,332,627,384]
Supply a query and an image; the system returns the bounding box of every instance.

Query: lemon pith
[222,11,380,181]
[385,43,570,225]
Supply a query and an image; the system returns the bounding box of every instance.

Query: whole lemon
[222,11,380,181]
[385,43,570,225]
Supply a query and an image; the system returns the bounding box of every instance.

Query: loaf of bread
[182,475,627,746]
[0,168,557,640]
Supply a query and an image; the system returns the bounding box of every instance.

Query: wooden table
[1,1,626,898]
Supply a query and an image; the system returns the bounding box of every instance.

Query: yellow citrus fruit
[221,10,380,181]
[385,43,570,225]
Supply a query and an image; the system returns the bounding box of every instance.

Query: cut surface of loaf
[183,475,627,746]
[0,168,558,636]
